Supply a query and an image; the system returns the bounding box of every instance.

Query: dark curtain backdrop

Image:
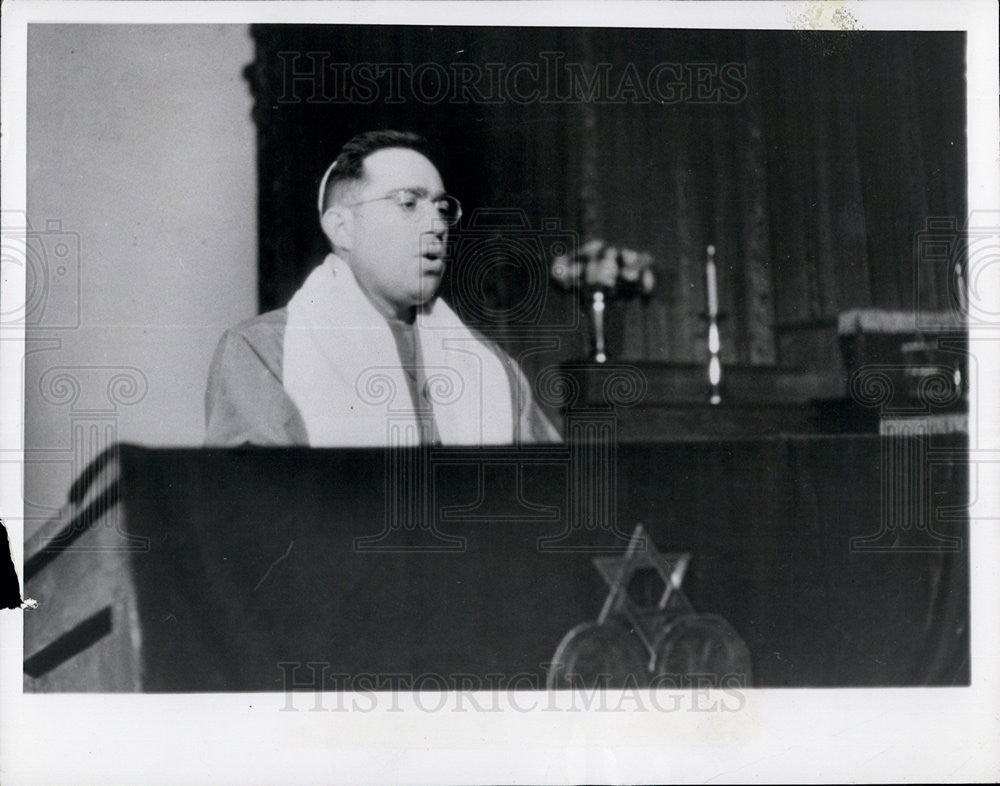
[246,27,965,387]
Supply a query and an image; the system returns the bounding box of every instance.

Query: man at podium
[205,130,559,447]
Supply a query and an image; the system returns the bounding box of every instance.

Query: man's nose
[425,212,448,239]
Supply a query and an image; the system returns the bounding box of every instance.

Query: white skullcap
[317,159,338,218]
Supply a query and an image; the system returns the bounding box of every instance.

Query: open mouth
[421,249,445,273]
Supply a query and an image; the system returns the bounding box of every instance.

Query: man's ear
[320,206,353,252]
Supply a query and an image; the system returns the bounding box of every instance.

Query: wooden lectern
[24,436,968,691]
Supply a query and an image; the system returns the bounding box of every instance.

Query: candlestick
[591,290,607,364]
[954,260,967,315]
[708,325,722,406]
[705,245,722,404]
[706,245,719,317]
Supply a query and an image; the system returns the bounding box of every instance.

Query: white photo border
[2,2,998,784]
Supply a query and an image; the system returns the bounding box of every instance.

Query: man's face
[342,147,450,320]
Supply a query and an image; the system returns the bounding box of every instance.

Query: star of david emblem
[592,524,693,664]
[548,524,753,689]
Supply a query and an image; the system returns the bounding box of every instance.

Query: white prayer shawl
[284,254,514,446]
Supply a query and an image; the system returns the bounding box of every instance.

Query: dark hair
[318,130,433,214]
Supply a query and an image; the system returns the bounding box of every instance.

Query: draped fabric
[753,32,967,370]
[25,436,968,690]
[248,28,966,391]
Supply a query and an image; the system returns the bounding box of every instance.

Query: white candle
[706,245,719,317]
[709,355,721,387]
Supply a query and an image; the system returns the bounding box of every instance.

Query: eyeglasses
[348,187,462,227]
